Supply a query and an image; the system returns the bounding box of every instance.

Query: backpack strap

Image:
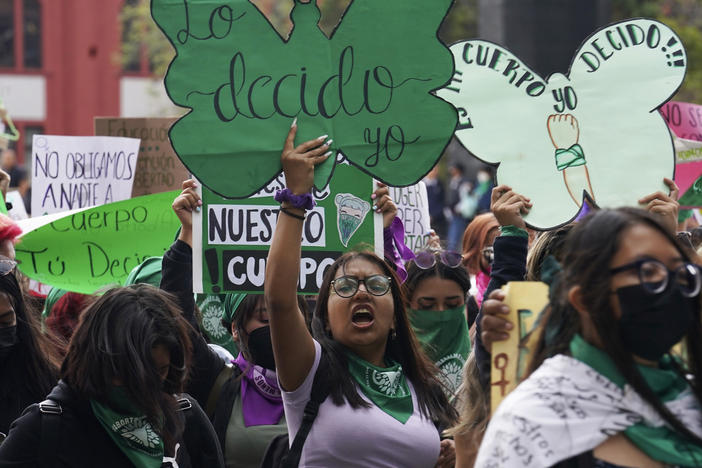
[206,362,236,418]
[211,365,243,452]
[38,399,62,468]
[176,397,193,412]
[281,352,331,468]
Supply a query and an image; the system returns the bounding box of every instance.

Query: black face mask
[616,282,696,361]
[247,326,276,371]
[0,325,18,360]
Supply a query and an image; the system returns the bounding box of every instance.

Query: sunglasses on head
[0,257,16,276]
[413,249,463,270]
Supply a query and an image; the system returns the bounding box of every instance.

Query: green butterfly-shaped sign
[437,18,687,229]
[151,0,457,198]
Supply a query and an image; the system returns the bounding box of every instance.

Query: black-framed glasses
[414,249,463,270]
[610,258,701,298]
[0,257,16,276]
[482,246,494,266]
[331,275,392,298]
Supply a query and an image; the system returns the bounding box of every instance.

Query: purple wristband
[274,188,316,210]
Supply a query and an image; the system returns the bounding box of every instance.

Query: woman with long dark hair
[404,251,471,398]
[264,123,456,466]
[0,259,60,439]
[476,208,702,467]
[0,284,224,467]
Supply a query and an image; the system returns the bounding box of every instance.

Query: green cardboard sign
[151,0,456,198]
[437,19,687,229]
[193,163,381,294]
[16,191,180,294]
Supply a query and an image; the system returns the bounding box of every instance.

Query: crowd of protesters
[0,124,700,468]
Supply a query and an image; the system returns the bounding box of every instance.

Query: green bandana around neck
[569,334,702,466]
[90,387,164,468]
[409,305,470,395]
[345,351,413,424]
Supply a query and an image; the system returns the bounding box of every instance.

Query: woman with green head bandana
[214,291,309,468]
[0,284,224,467]
[163,179,313,468]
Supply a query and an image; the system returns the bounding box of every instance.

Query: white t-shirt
[282,340,441,467]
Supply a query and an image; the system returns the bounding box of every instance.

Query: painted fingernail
[195,206,201,213]
[326,139,333,146]
[197,200,203,205]
[372,204,378,211]
[371,193,377,200]
[323,151,333,157]
[291,117,297,128]
[318,134,329,141]
[505,322,514,330]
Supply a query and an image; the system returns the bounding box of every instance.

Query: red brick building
[0,0,180,166]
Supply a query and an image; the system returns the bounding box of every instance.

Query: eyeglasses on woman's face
[330,274,392,298]
[610,258,701,298]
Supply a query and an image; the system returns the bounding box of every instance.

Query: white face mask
[477,172,490,183]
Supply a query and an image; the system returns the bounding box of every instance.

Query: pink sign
[677,160,702,197]
[660,101,702,141]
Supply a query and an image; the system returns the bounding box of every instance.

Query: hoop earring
[390,329,397,340]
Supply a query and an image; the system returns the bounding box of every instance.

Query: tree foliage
[612,0,702,103]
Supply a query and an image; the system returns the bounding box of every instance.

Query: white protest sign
[390,182,431,252]
[6,191,28,221]
[31,135,140,216]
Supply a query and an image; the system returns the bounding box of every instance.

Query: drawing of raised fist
[545,113,594,208]
[547,114,580,149]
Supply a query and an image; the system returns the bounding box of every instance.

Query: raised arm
[265,122,331,391]
[162,179,224,407]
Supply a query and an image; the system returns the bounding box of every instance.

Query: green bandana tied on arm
[554,143,586,171]
[345,351,414,424]
[409,305,471,395]
[570,334,702,466]
[90,387,164,468]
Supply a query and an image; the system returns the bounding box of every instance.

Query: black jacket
[160,239,226,407]
[473,234,528,390]
[0,364,55,436]
[0,381,224,467]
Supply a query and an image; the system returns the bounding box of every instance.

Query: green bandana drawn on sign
[16,191,181,294]
[437,18,687,230]
[345,350,413,424]
[195,162,380,295]
[151,0,457,198]
[409,305,471,396]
